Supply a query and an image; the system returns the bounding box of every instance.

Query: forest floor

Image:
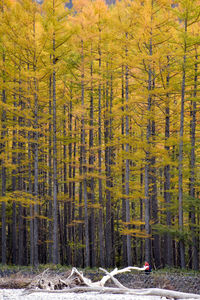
[0,265,199,295]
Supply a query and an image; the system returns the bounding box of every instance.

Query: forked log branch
[98,266,146,287]
[22,266,200,299]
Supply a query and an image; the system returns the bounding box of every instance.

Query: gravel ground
[83,271,200,295]
[113,273,200,294]
[1,289,200,300]
[1,289,164,300]
[0,270,200,299]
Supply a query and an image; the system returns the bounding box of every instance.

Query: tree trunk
[81,40,90,267]
[151,118,160,268]
[63,104,68,265]
[164,57,173,267]
[18,68,24,266]
[125,47,132,265]
[140,164,144,265]
[23,206,28,265]
[12,88,17,265]
[78,115,83,267]
[98,35,105,267]
[48,73,53,263]
[33,12,39,266]
[26,62,34,266]
[151,76,160,268]
[52,30,59,264]
[0,0,6,267]
[68,91,73,265]
[121,65,127,266]
[144,38,152,265]
[88,55,95,267]
[72,116,76,264]
[28,131,33,266]
[110,69,115,267]
[1,161,6,265]
[189,53,198,270]
[105,67,112,267]
[178,18,187,269]
[1,49,6,265]
[33,79,39,266]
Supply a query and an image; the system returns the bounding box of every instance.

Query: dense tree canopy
[0,0,200,270]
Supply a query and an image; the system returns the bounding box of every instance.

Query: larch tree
[0,0,7,265]
[42,0,69,264]
[0,0,200,269]
[174,0,200,269]
[189,41,199,270]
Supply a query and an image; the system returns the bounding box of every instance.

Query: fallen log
[23,266,200,299]
[22,286,200,299]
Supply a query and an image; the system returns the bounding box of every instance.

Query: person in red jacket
[144,261,152,274]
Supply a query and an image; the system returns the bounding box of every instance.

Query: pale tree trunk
[1,167,6,265]
[12,79,17,265]
[18,68,24,265]
[164,57,173,266]
[63,104,68,264]
[48,73,53,263]
[12,138,17,265]
[81,40,90,267]
[23,206,27,265]
[33,10,39,266]
[178,18,187,269]
[28,130,33,266]
[78,116,83,267]
[72,119,76,263]
[88,54,95,267]
[68,91,73,265]
[140,164,144,264]
[109,71,115,266]
[98,35,105,267]
[151,77,160,268]
[125,42,132,265]
[144,1,155,264]
[144,150,151,263]
[26,63,34,266]
[105,65,112,267]
[144,38,152,265]
[189,53,198,270]
[151,117,160,267]
[18,163,24,266]
[121,65,127,266]
[33,76,39,266]
[72,114,76,263]
[73,115,82,266]
[1,0,6,267]
[1,57,6,264]
[52,29,59,264]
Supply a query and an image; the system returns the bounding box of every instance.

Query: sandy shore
[0,289,170,300]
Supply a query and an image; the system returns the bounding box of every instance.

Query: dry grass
[0,269,73,289]
[0,273,33,289]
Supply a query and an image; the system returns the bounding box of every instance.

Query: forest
[0,0,200,270]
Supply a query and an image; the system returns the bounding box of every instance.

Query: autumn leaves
[0,0,200,269]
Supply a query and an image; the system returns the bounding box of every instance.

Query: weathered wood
[24,267,200,299]
[99,266,145,287]
[99,267,128,289]
[22,286,200,299]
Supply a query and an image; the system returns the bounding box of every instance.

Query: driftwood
[22,266,200,299]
